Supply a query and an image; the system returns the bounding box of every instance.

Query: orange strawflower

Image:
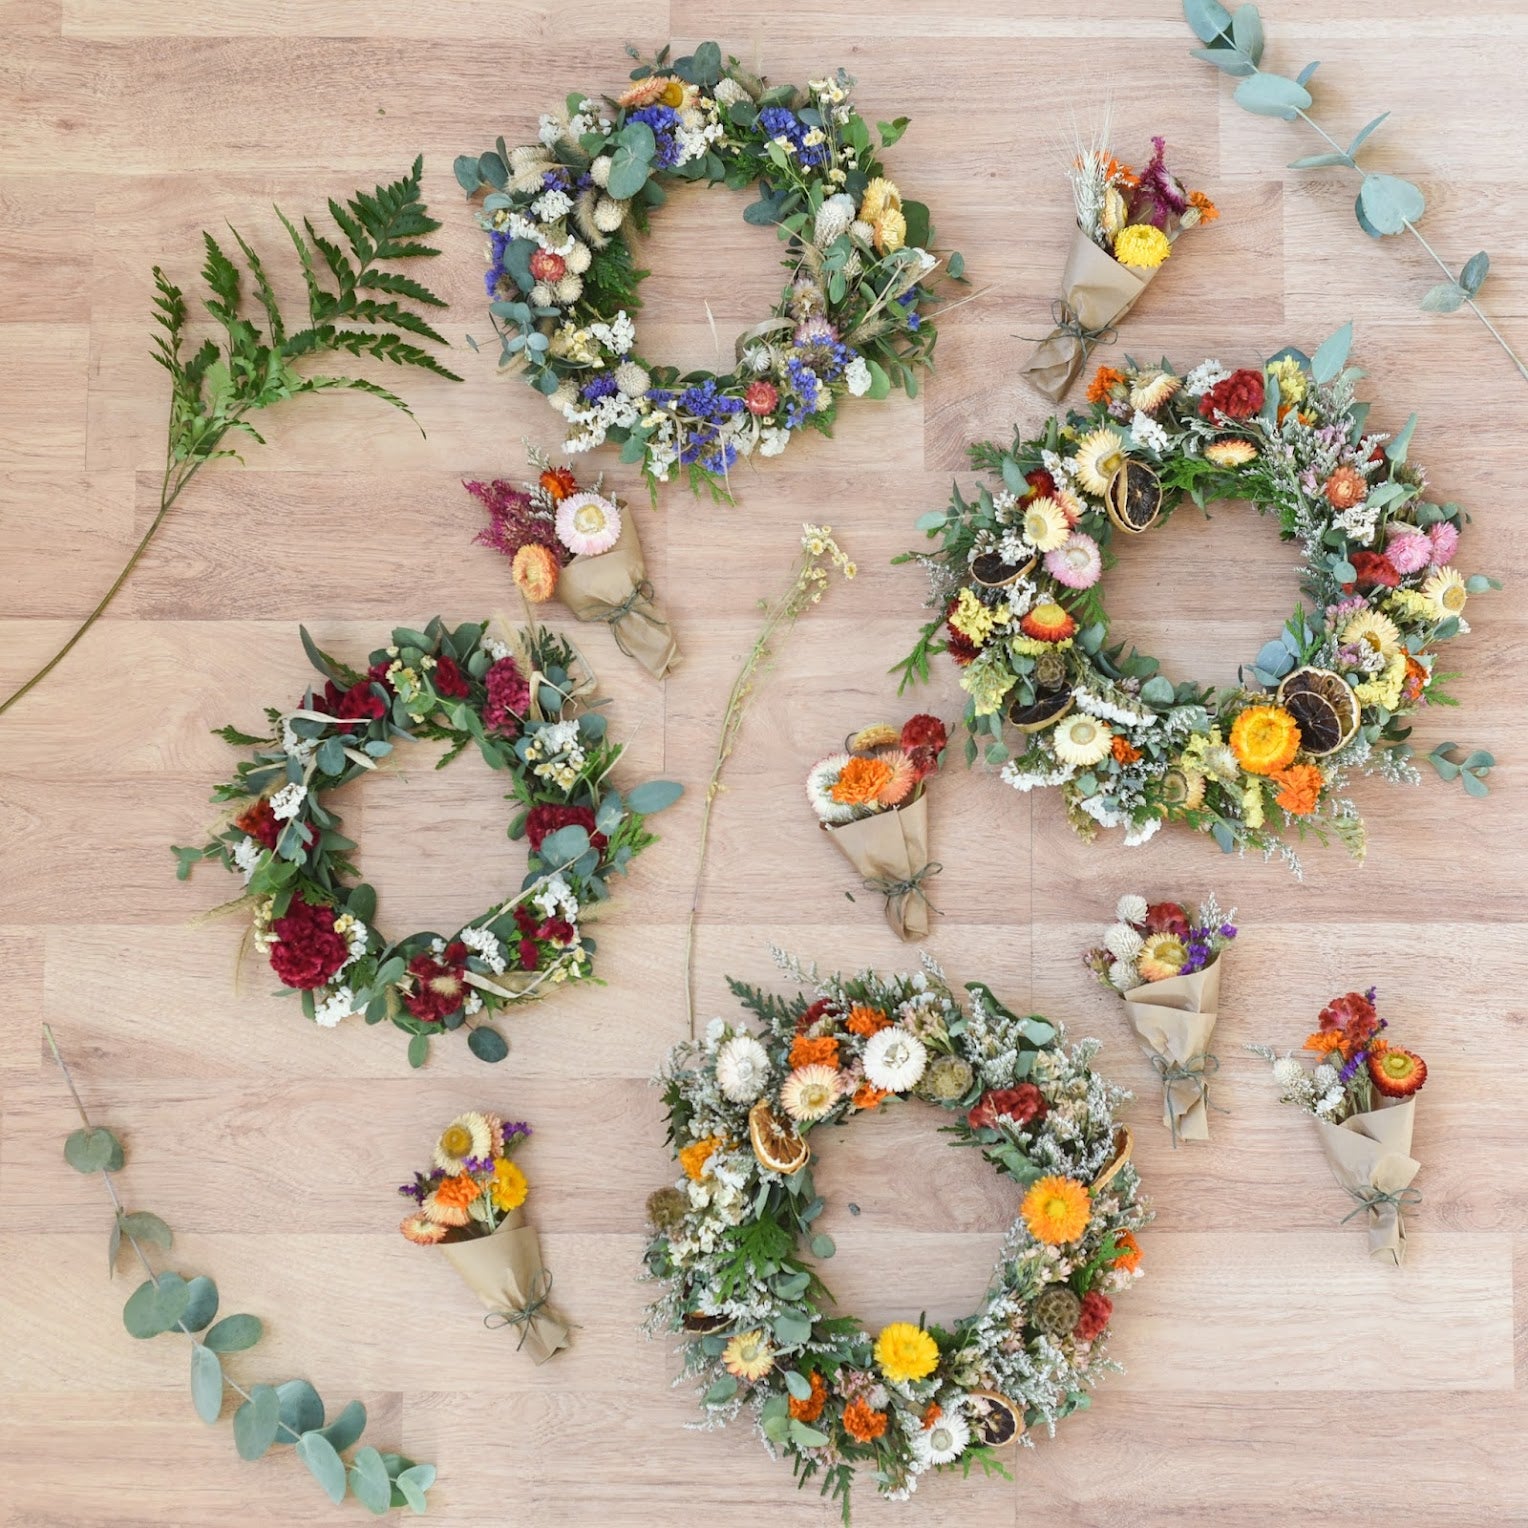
[423,1172,481,1225]
[845,1004,891,1037]
[1304,1030,1347,1057]
[790,1034,841,1070]
[789,1370,828,1423]
[1273,763,1324,816]
[539,466,579,503]
[920,1402,943,1429]
[1111,736,1141,765]
[851,1081,888,1111]
[679,1135,723,1182]
[1086,365,1125,405]
[1104,156,1137,188]
[1229,705,1301,775]
[1188,189,1219,223]
[1111,1230,1143,1273]
[842,1398,889,1442]
[1401,655,1429,705]
[511,542,559,603]
[1021,1175,1092,1245]
[1323,466,1367,510]
[829,755,895,807]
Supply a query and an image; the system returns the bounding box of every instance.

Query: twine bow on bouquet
[1086,893,1238,1145]
[1251,987,1427,1265]
[807,715,950,942]
[397,1111,571,1363]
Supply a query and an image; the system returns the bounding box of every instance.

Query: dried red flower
[1198,368,1265,421]
[268,896,349,990]
[433,655,470,699]
[1024,468,1059,500]
[318,678,386,729]
[795,998,837,1034]
[1319,991,1380,1046]
[1143,901,1190,937]
[539,467,579,503]
[900,713,948,778]
[484,656,531,736]
[524,803,607,853]
[1343,551,1400,593]
[967,1083,1047,1131]
[402,941,470,1022]
[518,938,540,971]
[234,797,281,850]
[529,249,566,283]
[1073,1290,1113,1342]
[744,380,779,416]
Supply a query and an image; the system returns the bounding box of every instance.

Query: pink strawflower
[1384,525,1432,575]
[1044,532,1103,590]
[1427,521,1459,567]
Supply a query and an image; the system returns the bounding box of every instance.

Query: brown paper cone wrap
[437,1210,571,1363]
[821,791,934,942]
[1315,1097,1419,1266]
[557,512,680,679]
[1019,227,1156,403]
[1121,957,1222,1144]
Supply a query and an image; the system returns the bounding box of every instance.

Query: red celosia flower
[537,917,575,945]
[268,896,349,990]
[1073,1290,1113,1342]
[945,625,979,666]
[744,381,779,416]
[484,656,532,736]
[1198,368,1265,421]
[529,249,566,283]
[234,797,281,850]
[402,941,470,1022]
[1024,468,1059,500]
[795,998,837,1033]
[433,655,470,699]
[967,1083,1047,1131]
[518,939,540,971]
[900,714,948,778]
[1142,901,1190,937]
[1319,991,1380,1046]
[318,679,386,730]
[524,803,607,853]
[365,659,396,694]
[1343,551,1400,593]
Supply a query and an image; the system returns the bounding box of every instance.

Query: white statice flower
[1103,922,1143,964]
[269,782,307,820]
[715,1035,771,1103]
[231,836,263,882]
[844,356,872,396]
[862,1027,928,1091]
[704,1016,729,1046]
[281,718,318,759]
[1184,358,1230,397]
[1123,816,1162,847]
[1129,409,1171,453]
[313,986,356,1029]
[589,310,636,356]
[758,427,790,457]
[332,913,369,970]
[499,209,575,257]
[460,924,507,975]
[463,990,484,1016]
[1333,499,1381,546]
[537,112,562,147]
[531,188,572,222]
[1115,894,1148,925]
[532,872,580,923]
[911,1411,970,1467]
[1000,758,1077,792]
[1074,687,1158,729]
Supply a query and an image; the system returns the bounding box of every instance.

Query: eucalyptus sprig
[46,1027,439,1513]
[1183,1,1528,384]
[0,159,460,719]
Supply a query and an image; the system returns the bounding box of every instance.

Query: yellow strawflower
[874,1322,940,1383]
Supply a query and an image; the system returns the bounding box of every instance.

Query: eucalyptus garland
[899,323,1495,872]
[174,618,681,1067]
[458,41,959,499]
[644,955,1147,1520]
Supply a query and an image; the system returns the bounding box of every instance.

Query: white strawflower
[713,77,749,107]
[814,192,856,247]
[1272,1056,1306,1091]
[850,218,875,245]
[911,1411,969,1466]
[715,1035,772,1103]
[564,241,592,274]
[553,273,584,305]
[1115,894,1148,925]
[529,282,554,307]
[589,155,613,188]
[844,356,872,396]
[615,360,651,397]
[270,782,307,820]
[313,986,355,1029]
[862,1027,928,1092]
[1103,923,1143,964]
[592,196,627,232]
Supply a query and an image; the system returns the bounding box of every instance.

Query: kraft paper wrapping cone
[1315,1096,1420,1266]
[557,512,680,679]
[822,791,935,943]
[437,1210,571,1363]
[1019,226,1156,403]
[1121,957,1222,1144]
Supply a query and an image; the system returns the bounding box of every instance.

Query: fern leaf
[199,232,243,325]
[276,208,328,324]
[305,218,354,297]
[326,196,372,270]
[292,373,416,416]
[228,225,285,346]
[357,268,448,308]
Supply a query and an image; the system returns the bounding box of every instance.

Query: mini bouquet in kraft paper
[468,445,679,678]
[806,715,947,941]
[1252,988,1426,1265]
[1021,132,1217,402]
[1086,893,1237,1144]
[398,1111,571,1361]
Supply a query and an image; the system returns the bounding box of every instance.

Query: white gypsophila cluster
[281,718,318,760]
[1122,817,1162,847]
[1001,756,1077,792]
[532,872,580,924]
[459,924,507,975]
[269,782,307,820]
[1072,684,1158,729]
[589,310,636,356]
[232,836,263,882]
[484,637,511,662]
[1076,794,1128,831]
[1129,410,1171,453]
[313,985,356,1028]
[1184,358,1229,396]
[334,914,368,970]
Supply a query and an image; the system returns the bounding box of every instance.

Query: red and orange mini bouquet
[1252,988,1426,1264]
[806,715,947,941]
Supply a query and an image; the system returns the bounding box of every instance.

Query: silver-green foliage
[1184,1,1528,382]
[59,1082,438,1514]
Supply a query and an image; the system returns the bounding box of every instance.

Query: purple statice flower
[541,168,570,190]
[756,105,830,168]
[1219,924,1237,938]
[628,104,683,169]
[502,1121,533,1142]
[581,373,619,402]
[486,229,512,298]
[466,478,561,562]
[398,1181,425,1202]
[1129,136,1190,229]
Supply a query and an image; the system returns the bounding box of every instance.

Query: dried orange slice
[1277,666,1360,756]
[1007,686,1074,733]
[967,1390,1025,1446]
[1104,460,1163,534]
[748,1100,810,1175]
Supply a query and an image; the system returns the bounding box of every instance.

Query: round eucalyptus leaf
[349,1446,393,1515]
[204,1313,263,1353]
[190,1343,224,1424]
[297,1429,348,1505]
[65,1127,124,1175]
[181,1275,219,1332]
[234,1384,281,1460]
[123,1273,190,1339]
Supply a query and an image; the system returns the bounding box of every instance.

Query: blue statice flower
[896,290,923,331]
[757,106,830,169]
[673,378,745,468]
[541,168,572,190]
[784,356,829,429]
[581,373,619,402]
[486,229,512,296]
[628,105,684,170]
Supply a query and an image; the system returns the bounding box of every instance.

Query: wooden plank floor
[2,2,1525,1522]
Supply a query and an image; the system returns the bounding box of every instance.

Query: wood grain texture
[1,2,1525,1522]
